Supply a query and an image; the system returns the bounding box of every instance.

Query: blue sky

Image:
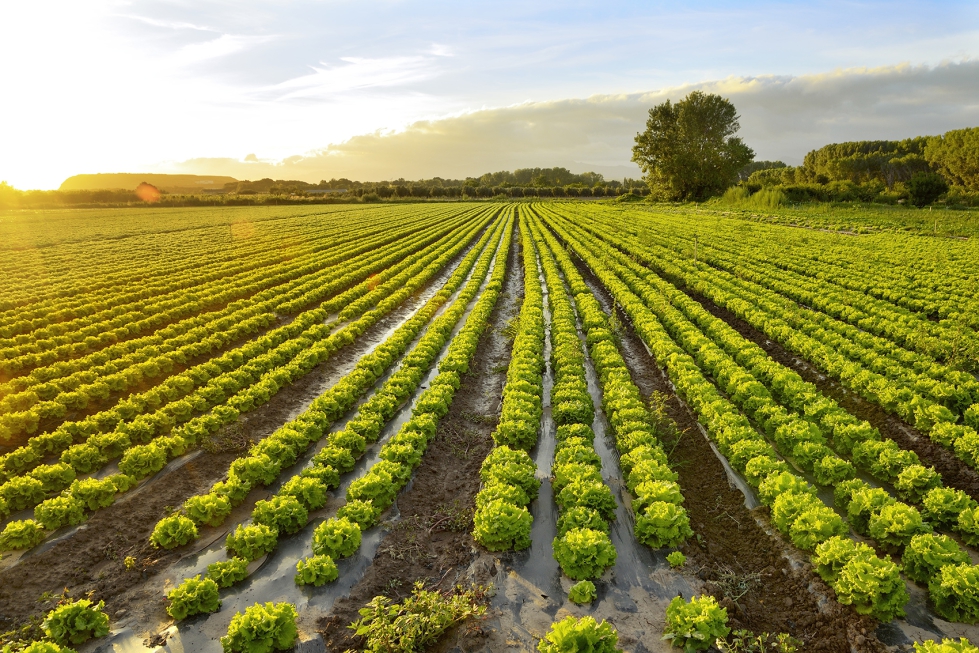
[3,1,977,188]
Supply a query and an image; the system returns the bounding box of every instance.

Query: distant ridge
[59,173,238,194]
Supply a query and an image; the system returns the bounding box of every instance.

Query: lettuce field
[1,202,979,652]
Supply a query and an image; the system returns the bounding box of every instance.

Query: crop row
[158,209,514,613]
[0,212,496,538]
[529,212,694,558]
[555,207,979,470]
[473,211,544,553]
[542,204,979,623]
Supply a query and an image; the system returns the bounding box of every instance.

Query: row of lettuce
[0,209,495,549]
[156,210,513,621]
[538,202,979,623]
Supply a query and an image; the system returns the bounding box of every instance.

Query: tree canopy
[632,91,754,201]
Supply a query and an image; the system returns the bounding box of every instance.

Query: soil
[569,249,887,653]
[316,223,522,651]
[681,286,979,502]
[0,240,480,646]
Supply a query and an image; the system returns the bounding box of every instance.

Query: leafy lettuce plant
[929,564,979,624]
[788,505,846,551]
[150,514,198,549]
[914,638,979,653]
[0,519,46,550]
[184,493,232,528]
[166,575,221,620]
[337,499,381,529]
[311,517,362,559]
[43,598,110,645]
[867,503,931,548]
[635,502,693,549]
[537,615,622,653]
[225,523,278,561]
[252,495,308,535]
[568,580,597,604]
[903,534,971,584]
[473,499,532,551]
[552,527,617,580]
[33,496,86,531]
[663,595,730,652]
[833,552,909,621]
[221,602,298,653]
[295,554,339,587]
[207,557,250,588]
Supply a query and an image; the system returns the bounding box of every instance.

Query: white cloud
[265,56,444,101]
[160,60,979,183]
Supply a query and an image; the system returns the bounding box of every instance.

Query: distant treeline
[0,167,649,209]
[732,127,979,206]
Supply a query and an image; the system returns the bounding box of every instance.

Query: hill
[59,173,238,194]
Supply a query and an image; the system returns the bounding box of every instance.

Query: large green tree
[632,91,754,201]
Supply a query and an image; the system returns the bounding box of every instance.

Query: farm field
[2,201,979,652]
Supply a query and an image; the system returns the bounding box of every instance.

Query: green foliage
[667,551,687,569]
[118,443,167,479]
[903,534,971,584]
[556,506,608,537]
[663,595,730,652]
[552,527,617,580]
[68,477,117,511]
[716,630,802,653]
[788,505,846,551]
[555,479,617,521]
[221,602,298,653]
[337,499,381,529]
[225,523,278,561]
[537,615,622,653]
[1,476,46,511]
[894,464,942,503]
[907,172,950,207]
[150,514,198,549]
[867,503,930,548]
[929,564,979,624]
[43,599,110,646]
[635,502,693,549]
[252,495,308,535]
[473,499,532,551]
[184,493,232,528]
[568,580,597,604]
[922,487,975,528]
[833,552,908,621]
[295,554,339,586]
[33,496,86,531]
[350,582,486,653]
[166,575,221,620]
[632,91,755,201]
[914,638,979,653]
[311,517,362,559]
[0,519,46,550]
[207,557,250,588]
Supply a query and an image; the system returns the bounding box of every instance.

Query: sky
[2,1,978,189]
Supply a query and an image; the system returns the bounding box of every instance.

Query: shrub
[663,595,730,652]
[929,564,979,624]
[636,502,693,549]
[221,602,298,653]
[43,598,110,645]
[537,615,622,653]
[552,528,617,580]
[150,514,198,549]
[667,551,686,569]
[473,499,532,551]
[0,519,46,550]
[166,575,221,620]
[569,580,597,604]
[904,534,971,584]
[295,554,339,586]
[311,517,361,559]
[225,523,278,561]
[349,582,486,652]
[207,557,250,588]
[252,495,308,535]
[184,493,232,528]
[34,496,86,531]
